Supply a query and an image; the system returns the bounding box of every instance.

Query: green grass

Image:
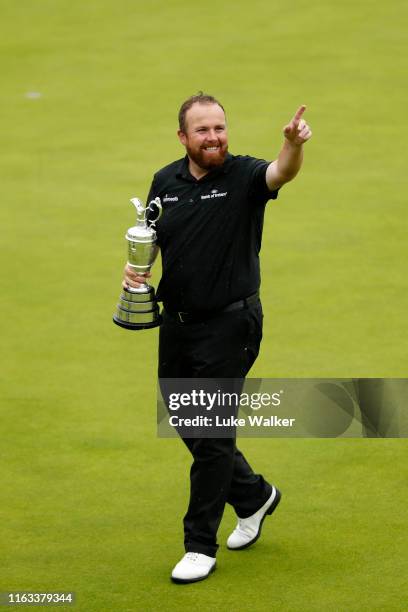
[1,0,407,610]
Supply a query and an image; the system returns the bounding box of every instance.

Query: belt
[164,292,259,324]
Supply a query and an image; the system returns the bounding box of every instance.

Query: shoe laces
[185,552,199,562]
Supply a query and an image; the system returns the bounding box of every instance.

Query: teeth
[205,147,218,151]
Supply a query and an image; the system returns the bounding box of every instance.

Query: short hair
[178,91,226,133]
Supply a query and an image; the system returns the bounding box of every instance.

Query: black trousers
[158,300,272,557]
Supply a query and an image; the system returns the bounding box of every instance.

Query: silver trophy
[113,196,162,330]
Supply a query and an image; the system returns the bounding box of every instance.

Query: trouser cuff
[185,543,218,558]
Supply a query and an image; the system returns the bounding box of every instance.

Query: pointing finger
[293,104,306,126]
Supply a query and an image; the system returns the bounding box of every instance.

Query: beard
[185,143,228,171]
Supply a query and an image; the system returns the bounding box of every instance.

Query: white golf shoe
[171,552,216,584]
[227,486,281,550]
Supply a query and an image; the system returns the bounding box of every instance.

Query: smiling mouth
[203,146,220,151]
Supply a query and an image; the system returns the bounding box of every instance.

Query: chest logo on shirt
[163,194,179,203]
[201,190,228,200]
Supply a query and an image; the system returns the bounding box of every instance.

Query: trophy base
[112,316,162,330]
[113,286,162,331]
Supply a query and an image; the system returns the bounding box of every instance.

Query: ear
[177,129,187,146]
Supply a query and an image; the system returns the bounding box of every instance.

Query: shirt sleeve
[247,157,280,204]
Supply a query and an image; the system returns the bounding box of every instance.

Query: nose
[206,129,218,141]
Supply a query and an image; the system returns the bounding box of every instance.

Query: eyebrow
[195,123,226,130]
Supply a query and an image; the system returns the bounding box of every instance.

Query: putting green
[1,1,407,610]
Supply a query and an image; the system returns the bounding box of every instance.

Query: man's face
[178,103,228,171]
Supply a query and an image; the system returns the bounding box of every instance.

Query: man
[124,93,312,583]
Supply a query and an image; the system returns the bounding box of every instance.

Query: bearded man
[124,93,312,583]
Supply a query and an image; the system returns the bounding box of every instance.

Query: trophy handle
[147,197,162,225]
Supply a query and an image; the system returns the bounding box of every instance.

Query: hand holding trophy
[113,196,162,330]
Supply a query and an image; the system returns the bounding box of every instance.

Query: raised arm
[266,105,312,191]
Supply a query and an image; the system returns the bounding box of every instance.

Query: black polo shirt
[146,153,279,313]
